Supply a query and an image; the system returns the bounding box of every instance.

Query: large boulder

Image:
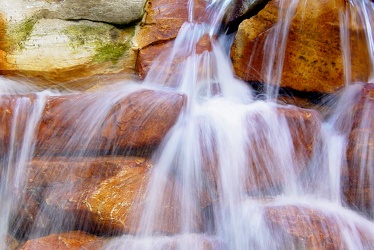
[19,231,107,250]
[23,156,207,235]
[44,0,146,25]
[228,199,374,249]
[1,18,137,85]
[230,0,371,94]
[344,84,374,216]
[0,89,185,155]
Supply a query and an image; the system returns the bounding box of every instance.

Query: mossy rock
[3,18,137,87]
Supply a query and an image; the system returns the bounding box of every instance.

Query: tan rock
[344,84,374,216]
[1,18,137,87]
[45,0,146,25]
[19,231,107,250]
[230,0,371,94]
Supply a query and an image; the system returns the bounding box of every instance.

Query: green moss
[63,22,133,64]
[64,24,109,47]
[93,43,129,64]
[8,17,38,49]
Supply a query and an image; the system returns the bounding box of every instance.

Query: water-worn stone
[0,89,185,155]
[203,105,321,194]
[230,0,371,94]
[344,84,374,216]
[1,19,136,84]
[134,0,208,79]
[37,157,151,234]
[264,204,374,249]
[19,231,107,250]
[26,156,206,235]
[44,0,146,25]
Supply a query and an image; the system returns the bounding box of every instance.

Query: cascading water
[0,0,373,249]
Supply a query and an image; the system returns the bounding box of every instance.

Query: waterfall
[0,0,374,249]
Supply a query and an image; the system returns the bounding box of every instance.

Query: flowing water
[0,0,374,249]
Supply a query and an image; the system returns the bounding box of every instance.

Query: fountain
[0,0,373,249]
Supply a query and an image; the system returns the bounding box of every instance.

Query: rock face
[203,105,321,194]
[263,204,374,249]
[344,84,374,216]
[19,231,107,250]
[0,90,185,155]
[22,156,207,236]
[1,18,136,85]
[134,0,208,79]
[230,0,371,94]
[44,0,146,25]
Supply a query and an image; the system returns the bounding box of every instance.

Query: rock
[44,0,146,25]
[229,199,374,249]
[134,0,208,79]
[230,0,371,94]
[106,234,228,249]
[0,0,145,26]
[26,156,207,235]
[0,89,185,155]
[135,0,207,49]
[264,203,374,249]
[203,105,321,194]
[1,19,136,85]
[19,231,107,250]
[344,84,374,216]
[36,157,151,234]
[223,0,270,33]
[136,34,215,81]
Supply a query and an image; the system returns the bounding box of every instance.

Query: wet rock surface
[134,0,208,79]
[264,204,374,249]
[19,231,108,250]
[203,105,321,194]
[0,90,185,155]
[344,84,374,216]
[230,0,371,94]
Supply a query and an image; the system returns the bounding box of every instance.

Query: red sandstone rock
[134,0,209,79]
[0,89,185,155]
[19,231,107,250]
[26,156,207,235]
[264,204,374,249]
[344,84,374,215]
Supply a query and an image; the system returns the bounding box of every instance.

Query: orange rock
[134,0,209,79]
[0,90,185,155]
[30,156,207,235]
[230,0,371,94]
[344,84,374,216]
[19,231,107,250]
[264,204,374,249]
